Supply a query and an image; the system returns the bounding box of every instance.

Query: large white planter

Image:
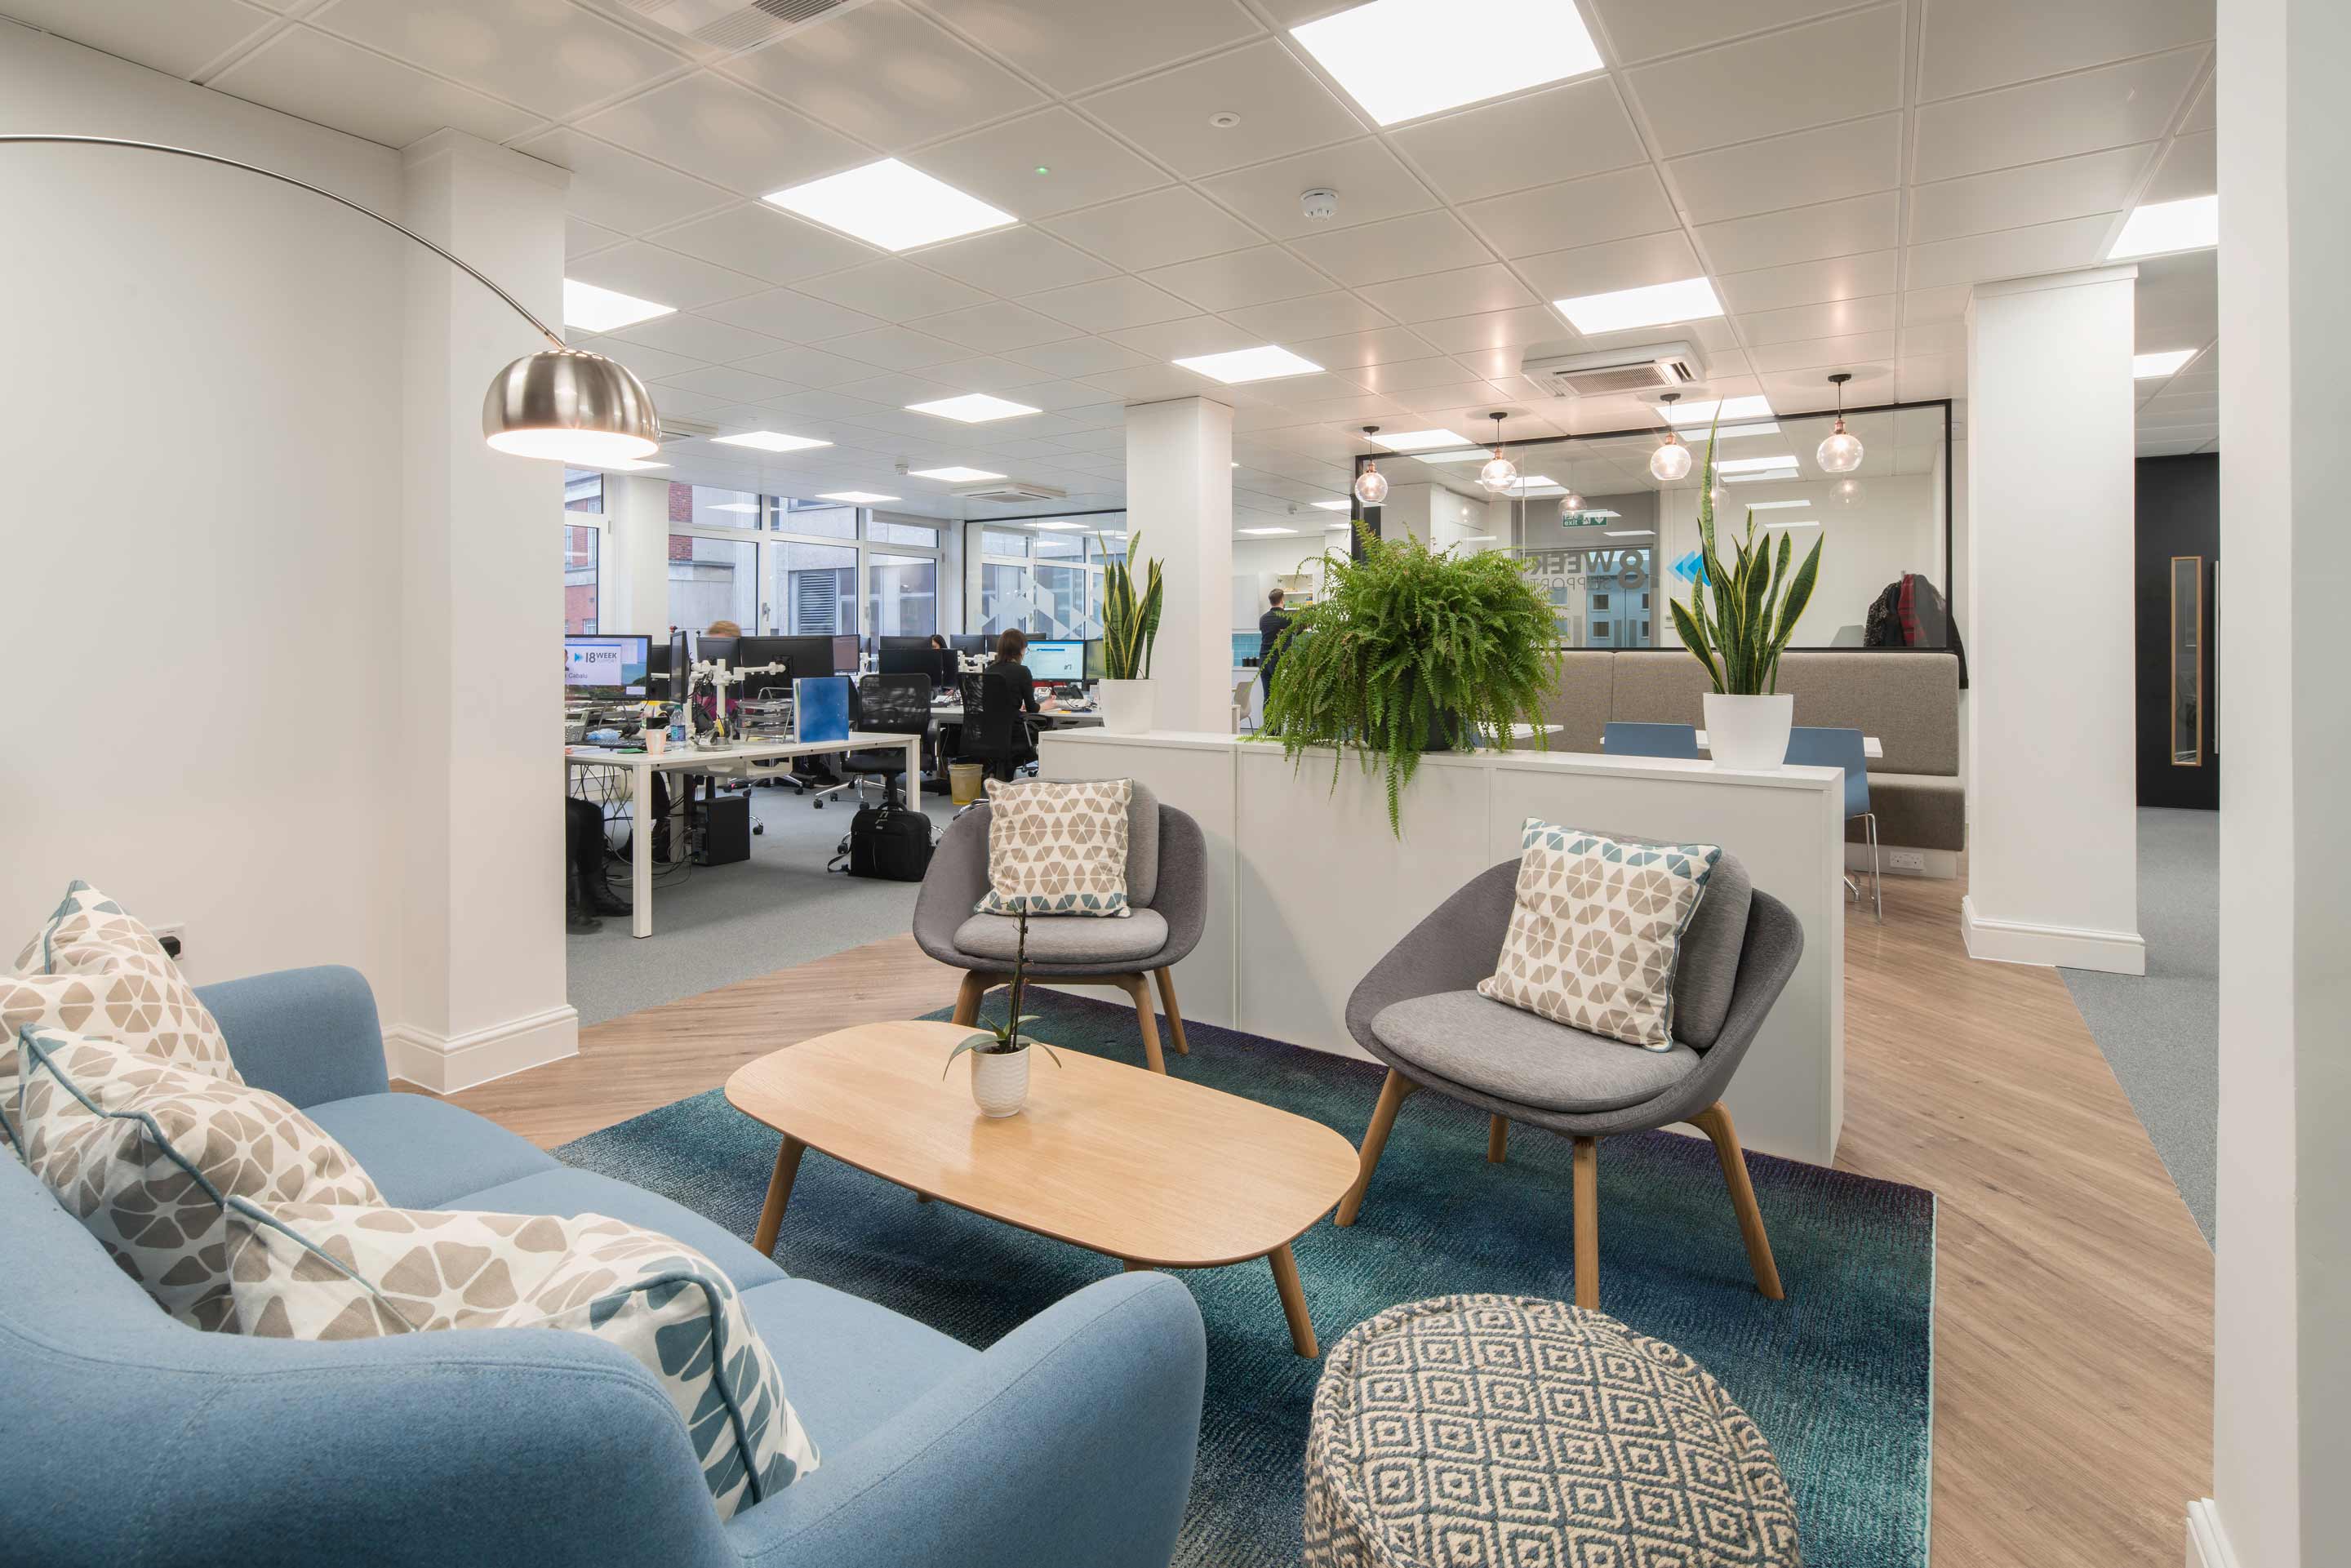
[1703,692,1793,771]
[969,1045,1032,1117]
[1095,677,1157,735]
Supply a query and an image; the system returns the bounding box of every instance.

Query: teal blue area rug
[558,988,1934,1566]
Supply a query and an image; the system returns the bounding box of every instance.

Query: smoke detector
[1300,188,1338,221]
[1210,112,1242,129]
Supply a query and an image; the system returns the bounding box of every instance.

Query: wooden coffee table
[727,1019,1362,1355]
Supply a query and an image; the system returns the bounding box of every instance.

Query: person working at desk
[973,628,1042,780]
[1258,587,1293,702]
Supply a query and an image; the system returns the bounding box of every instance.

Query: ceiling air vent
[656,416,727,443]
[619,0,869,53]
[958,480,1067,504]
[1521,341,1708,398]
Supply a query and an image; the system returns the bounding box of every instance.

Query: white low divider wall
[1037,730,1848,1165]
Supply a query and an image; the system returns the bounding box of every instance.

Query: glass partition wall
[1349,400,1953,651]
[972,513,1128,641]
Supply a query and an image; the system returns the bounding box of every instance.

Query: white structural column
[1960,267,2144,974]
[603,472,674,637]
[1124,397,1233,731]
[393,131,579,1090]
[2202,2,2351,1562]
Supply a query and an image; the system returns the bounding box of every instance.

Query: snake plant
[1669,420,1824,695]
[1100,530,1163,682]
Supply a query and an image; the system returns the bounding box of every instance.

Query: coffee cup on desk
[645,727,669,756]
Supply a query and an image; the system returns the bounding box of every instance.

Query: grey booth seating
[1540,649,1963,853]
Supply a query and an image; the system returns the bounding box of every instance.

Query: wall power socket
[1887,850,1926,873]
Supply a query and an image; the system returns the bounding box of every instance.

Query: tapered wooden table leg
[1269,1242,1316,1357]
[1571,1136,1599,1310]
[951,971,987,1027]
[1487,1115,1509,1163]
[1336,1069,1415,1227]
[753,1135,807,1256]
[1153,966,1190,1055]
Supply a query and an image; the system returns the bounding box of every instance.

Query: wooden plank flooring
[438,869,2213,1567]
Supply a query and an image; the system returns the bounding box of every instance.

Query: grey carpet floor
[2060,807,2218,1244]
[566,780,962,1028]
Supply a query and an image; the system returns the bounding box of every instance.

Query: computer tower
[695,791,751,866]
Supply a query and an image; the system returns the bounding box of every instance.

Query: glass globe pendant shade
[1830,476,1866,508]
[1649,433,1693,483]
[1353,463,1389,506]
[1816,415,1864,474]
[1478,453,1519,492]
[483,349,660,463]
[1558,489,1585,517]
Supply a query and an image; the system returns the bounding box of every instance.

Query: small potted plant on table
[944,907,1063,1117]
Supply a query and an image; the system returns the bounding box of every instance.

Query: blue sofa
[1,966,1207,1567]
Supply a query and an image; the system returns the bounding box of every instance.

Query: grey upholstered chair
[913,782,1206,1073]
[1336,850,1804,1309]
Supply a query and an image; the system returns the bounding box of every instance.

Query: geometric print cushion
[2,880,242,1148]
[1304,1295,1799,1568]
[1478,820,1721,1051]
[216,1202,819,1519]
[12,1028,382,1326]
[976,777,1132,917]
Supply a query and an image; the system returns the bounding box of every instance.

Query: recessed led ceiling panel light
[907,465,1006,482]
[819,491,898,503]
[1310,500,1353,510]
[906,393,1041,424]
[1028,519,1087,530]
[1717,455,1800,473]
[1238,526,1298,535]
[2109,194,2218,260]
[1553,276,1726,335]
[1662,394,1773,426]
[1501,474,1561,495]
[1602,528,1655,538]
[1410,448,1494,464]
[1746,497,1813,509]
[1371,428,1473,451]
[1173,344,1324,383]
[711,430,833,453]
[708,502,762,513]
[562,278,674,332]
[1291,0,1604,127]
[1722,469,1798,482]
[1762,519,1822,529]
[2133,349,2198,378]
[765,158,1016,253]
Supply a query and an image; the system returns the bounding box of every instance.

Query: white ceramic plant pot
[1095,677,1157,735]
[970,1045,1032,1117]
[1704,692,1793,771]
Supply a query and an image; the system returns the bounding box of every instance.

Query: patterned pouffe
[1304,1295,1800,1567]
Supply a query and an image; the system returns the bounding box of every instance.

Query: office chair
[1602,721,1701,758]
[840,674,933,806]
[963,666,1039,784]
[1784,726,1880,922]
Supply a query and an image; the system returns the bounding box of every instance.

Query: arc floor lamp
[1,134,660,464]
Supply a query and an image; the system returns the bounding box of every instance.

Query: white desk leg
[631,762,653,939]
[906,736,922,815]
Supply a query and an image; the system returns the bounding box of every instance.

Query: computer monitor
[829,633,860,674]
[698,635,737,669]
[879,644,955,685]
[877,635,931,653]
[729,636,800,700]
[1082,638,1106,681]
[1025,639,1083,682]
[563,634,650,700]
[950,633,991,656]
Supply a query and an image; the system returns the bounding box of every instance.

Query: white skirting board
[1960,895,2148,974]
[385,1004,579,1094]
[1846,842,1959,880]
[2184,1500,2237,1568]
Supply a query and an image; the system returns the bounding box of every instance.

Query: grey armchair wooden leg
[1487,1116,1509,1163]
[1116,974,1168,1074]
[1152,966,1190,1055]
[1572,1137,1599,1308]
[1690,1102,1785,1299]
[1337,1069,1416,1227]
[951,971,987,1028]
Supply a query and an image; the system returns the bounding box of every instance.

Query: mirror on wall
[2171,554,2203,765]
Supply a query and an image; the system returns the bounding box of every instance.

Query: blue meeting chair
[1785,726,1880,922]
[1602,721,1701,758]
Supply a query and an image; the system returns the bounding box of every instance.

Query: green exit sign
[1561,512,1610,527]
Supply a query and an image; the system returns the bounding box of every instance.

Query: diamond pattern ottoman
[1304,1295,1801,1567]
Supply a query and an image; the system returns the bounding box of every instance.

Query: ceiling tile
[2140,131,2216,204]
[1695,192,1900,273]
[3,0,269,79]
[795,259,991,318]
[211,24,542,148]
[1198,139,1438,240]
[729,345,881,388]
[1285,209,1495,287]
[912,300,1082,353]
[1387,77,1649,203]
[1078,38,1363,177]
[913,227,1115,294]
[608,311,784,363]
[1225,291,1394,340]
[1024,275,1199,332]
[920,0,1262,95]
[1102,317,1264,361]
[1911,47,2204,183]
[1356,266,1537,324]
[819,325,968,370]
[1005,337,1156,377]
[1354,356,1487,393]
[1413,305,1572,357]
[567,215,626,259]
[1899,321,1966,358]
[700,287,883,341]
[1140,246,1331,311]
[1039,187,1263,269]
[309,0,683,120]
[649,204,881,283]
[656,364,802,404]
[1665,114,1904,226]
[1739,294,1899,346]
[515,127,735,234]
[1284,326,1444,370]
[1713,251,1900,314]
[575,335,704,384]
[833,371,961,408]
[718,0,1042,149]
[1904,213,2115,289]
[2180,74,2215,134]
[1460,166,1679,260]
[1513,229,1706,300]
[1919,0,2211,100]
[910,108,1167,220]
[1900,285,1973,324]
[1909,144,2153,243]
[577,73,868,198]
[565,241,764,311]
[1081,364,1239,402]
[1585,0,1864,65]
[1626,5,1906,158]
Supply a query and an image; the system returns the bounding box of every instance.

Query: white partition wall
[1040,731,1848,1165]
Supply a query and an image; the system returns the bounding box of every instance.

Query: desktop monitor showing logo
[1025,639,1083,682]
[563,635,649,698]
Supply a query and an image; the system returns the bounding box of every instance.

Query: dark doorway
[2135,454,2219,809]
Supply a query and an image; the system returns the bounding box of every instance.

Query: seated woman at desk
[972,629,1042,780]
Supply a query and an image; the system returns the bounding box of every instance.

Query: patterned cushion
[976,777,1133,917]
[218,1202,819,1518]
[1478,820,1721,1051]
[3,881,241,1147]
[13,1028,382,1325]
[1304,1295,1799,1568]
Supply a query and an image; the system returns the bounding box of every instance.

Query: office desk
[1600,730,1884,760]
[925,704,1105,731]
[564,732,920,938]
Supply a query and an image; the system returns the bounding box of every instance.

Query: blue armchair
[1,966,1205,1567]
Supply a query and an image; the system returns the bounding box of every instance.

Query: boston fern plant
[1259,527,1561,834]
[1669,421,1823,694]
[1100,529,1164,681]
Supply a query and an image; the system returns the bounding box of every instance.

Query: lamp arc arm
[1,133,567,349]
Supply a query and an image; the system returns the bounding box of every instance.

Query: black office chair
[841,673,933,806]
[962,665,1038,784]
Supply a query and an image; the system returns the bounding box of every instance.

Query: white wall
[0,33,406,1000]
[1656,474,1938,649]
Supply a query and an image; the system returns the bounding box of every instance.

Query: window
[868,552,938,637]
[1593,621,1611,640]
[981,529,1031,557]
[1593,592,1611,611]
[563,469,604,513]
[669,535,758,632]
[562,524,599,633]
[776,541,858,633]
[869,517,940,549]
[1033,562,1094,638]
[776,500,858,538]
[669,482,763,531]
[978,562,1033,634]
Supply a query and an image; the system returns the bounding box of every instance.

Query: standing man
[1257,587,1294,711]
